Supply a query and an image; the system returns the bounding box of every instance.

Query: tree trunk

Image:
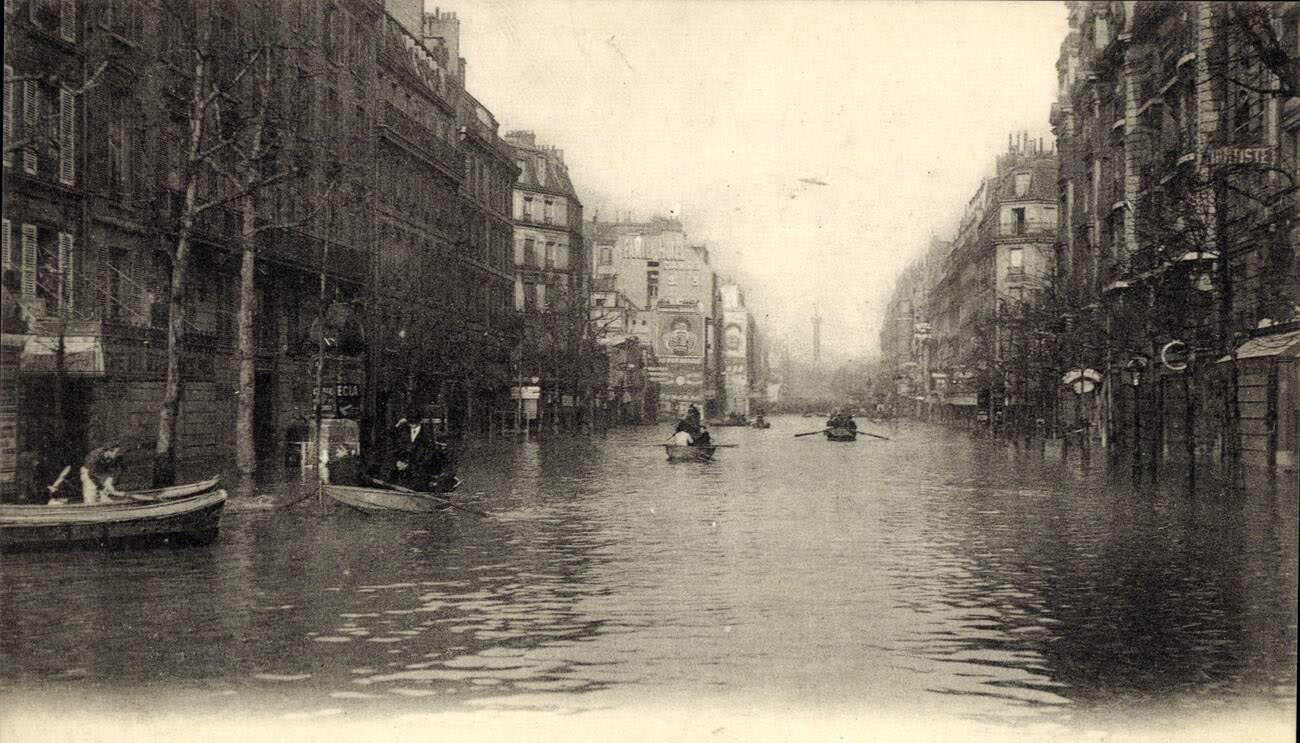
[154,228,192,487]
[236,192,258,479]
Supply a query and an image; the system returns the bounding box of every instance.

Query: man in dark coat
[392,409,451,491]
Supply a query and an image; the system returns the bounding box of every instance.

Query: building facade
[585,216,723,418]
[1052,0,1299,470]
[504,129,593,431]
[926,138,1058,425]
[1,0,523,498]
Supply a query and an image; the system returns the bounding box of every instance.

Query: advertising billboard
[655,312,705,363]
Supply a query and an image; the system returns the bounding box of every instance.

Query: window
[543,199,554,224]
[59,87,75,185]
[1013,207,1026,235]
[599,246,612,265]
[646,270,658,304]
[1009,246,1024,273]
[522,196,533,220]
[3,65,10,169]
[30,0,75,42]
[1014,172,1030,197]
[523,237,536,267]
[544,241,555,269]
[22,79,37,174]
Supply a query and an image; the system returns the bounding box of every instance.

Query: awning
[1217,329,1300,363]
[19,335,105,376]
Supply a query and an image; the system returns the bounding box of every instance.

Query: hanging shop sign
[1061,368,1104,394]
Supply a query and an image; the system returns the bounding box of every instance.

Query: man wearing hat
[392,407,452,491]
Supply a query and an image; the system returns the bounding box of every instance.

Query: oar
[859,431,891,441]
[367,476,491,519]
[794,428,833,437]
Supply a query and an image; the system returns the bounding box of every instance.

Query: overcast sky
[444,0,1068,361]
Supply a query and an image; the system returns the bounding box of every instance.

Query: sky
[441,0,1069,361]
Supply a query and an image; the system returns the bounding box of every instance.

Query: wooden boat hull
[1,489,227,551]
[824,428,858,441]
[326,478,461,513]
[665,444,716,462]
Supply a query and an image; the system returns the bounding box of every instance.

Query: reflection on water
[1,418,1295,730]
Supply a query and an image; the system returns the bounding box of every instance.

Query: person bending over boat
[669,429,694,446]
[80,443,126,504]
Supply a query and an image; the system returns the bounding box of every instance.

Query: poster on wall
[723,321,747,357]
[655,313,704,362]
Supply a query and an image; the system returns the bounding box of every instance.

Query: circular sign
[1160,341,1189,372]
[675,376,686,386]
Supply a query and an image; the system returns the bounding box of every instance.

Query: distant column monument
[812,304,822,363]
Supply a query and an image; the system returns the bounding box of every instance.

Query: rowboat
[1,478,227,551]
[665,444,717,462]
[325,477,462,514]
[824,427,858,442]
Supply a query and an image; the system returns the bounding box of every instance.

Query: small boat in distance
[824,427,858,442]
[665,444,717,462]
[1,478,227,551]
[325,477,462,514]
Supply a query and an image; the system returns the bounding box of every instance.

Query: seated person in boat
[80,443,127,504]
[692,426,712,447]
[674,417,700,437]
[326,444,363,486]
[685,404,701,429]
[825,410,857,431]
[391,410,453,491]
[669,428,694,446]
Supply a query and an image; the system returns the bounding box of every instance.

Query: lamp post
[1124,355,1148,480]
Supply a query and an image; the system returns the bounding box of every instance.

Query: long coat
[392,422,449,487]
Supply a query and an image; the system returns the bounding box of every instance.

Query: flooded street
[2,418,1295,738]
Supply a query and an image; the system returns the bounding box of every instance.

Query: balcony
[380,102,464,179]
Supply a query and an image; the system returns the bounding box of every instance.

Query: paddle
[648,444,738,448]
[794,428,833,437]
[367,476,491,519]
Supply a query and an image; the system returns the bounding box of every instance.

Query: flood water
[2,417,1296,740]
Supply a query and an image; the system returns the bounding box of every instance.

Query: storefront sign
[1206,146,1277,168]
[19,336,105,375]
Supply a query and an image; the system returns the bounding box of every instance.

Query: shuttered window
[23,80,37,174]
[59,87,75,185]
[20,224,37,298]
[59,232,74,310]
[1,219,10,267]
[3,65,11,169]
[60,0,76,42]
